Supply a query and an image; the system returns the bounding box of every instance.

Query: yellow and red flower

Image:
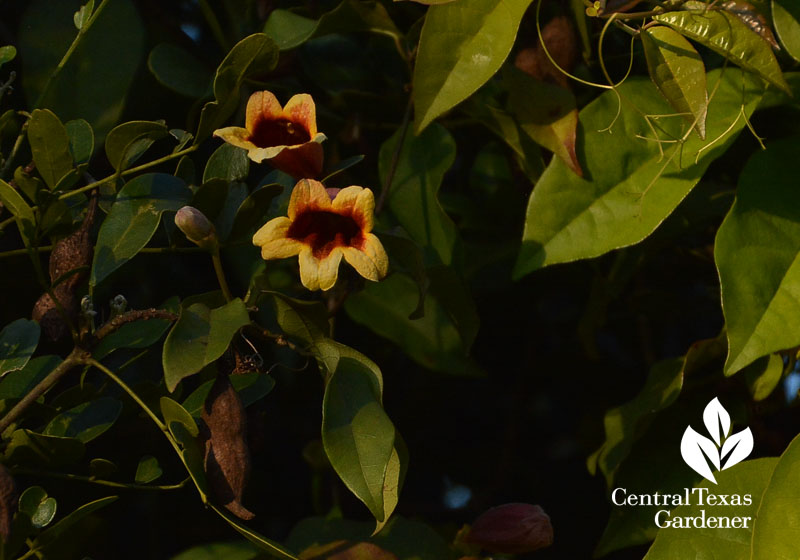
[253,179,388,291]
[213,91,326,179]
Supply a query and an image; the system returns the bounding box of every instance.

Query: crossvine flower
[253,179,388,291]
[213,90,326,179]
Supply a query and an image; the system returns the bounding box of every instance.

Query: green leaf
[228,183,282,242]
[0,355,60,400]
[159,397,208,498]
[147,43,212,98]
[73,0,94,30]
[743,353,784,401]
[0,319,40,377]
[4,429,85,468]
[92,297,179,359]
[105,120,169,171]
[182,372,275,417]
[19,0,145,141]
[269,293,330,348]
[716,138,800,374]
[641,25,708,139]
[514,68,763,277]
[413,0,533,132]
[135,455,163,484]
[43,397,122,443]
[322,353,396,522]
[27,109,74,189]
[162,299,251,391]
[379,123,458,266]
[0,179,36,247]
[644,458,778,559]
[203,143,249,183]
[0,45,16,67]
[504,65,582,176]
[208,504,299,560]
[160,396,199,439]
[90,173,192,286]
[65,119,94,165]
[345,272,480,375]
[34,496,118,549]
[263,0,401,51]
[89,458,117,478]
[170,541,262,560]
[19,486,57,529]
[773,0,800,62]
[654,1,790,94]
[195,34,279,143]
[751,432,800,557]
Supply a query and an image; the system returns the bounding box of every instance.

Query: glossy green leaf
[43,397,122,442]
[0,355,60,400]
[92,297,179,359]
[345,272,480,376]
[227,183,283,242]
[27,109,74,189]
[90,173,191,285]
[170,541,262,560]
[134,455,163,484]
[19,0,144,140]
[751,432,800,557]
[644,458,778,559]
[641,25,708,139]
[195,34,279,143]
[504,65,582,176]
[263,0,401,51]
[203,143,249,183]
[376,433,408,534]
[105,120,169,171]
[654,1,790,94]
[773,0,800,61]
[413,0,533,132]
[270,293,330,348]
[209,504,299,560]
[0,45,16,67]
[743,354,783,401]
[716,138,800,374]
[322,353,396,522]
[34,496,118,548]
[379,123,458,266]
[162,299,251,391]
[19,486,57,529]
[65,119,94,164]
[4,429,85,468]
[182,372,275,417]
[0,319,40,377]
[514,68,763,277]
[159,397,208,497]
[148,43,212,98]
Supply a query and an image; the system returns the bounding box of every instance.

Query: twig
[92,308,179,343]
[10,468,189,491]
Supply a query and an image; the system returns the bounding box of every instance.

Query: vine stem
[211,248,233,302]
[33,0,111,109]
[10,468,189,491]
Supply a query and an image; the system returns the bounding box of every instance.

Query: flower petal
[213,127,258,151]
[342,234,388,282]
[332,186,375,232]
[253,216,303,259]
[299,246,343,291]
[288,178,331,220]
[283,93,318,136]
[268,142,324,179]
[245,91,283,131]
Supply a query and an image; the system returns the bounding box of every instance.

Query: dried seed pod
[32,193,98,341]
[202,372,254,520]
[514,16,579,89]
[0,464,18,542]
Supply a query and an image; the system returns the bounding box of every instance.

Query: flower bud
[464,503,553,554]
[175,206,217,250]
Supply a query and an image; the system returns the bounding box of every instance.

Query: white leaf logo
[680,397,753,484]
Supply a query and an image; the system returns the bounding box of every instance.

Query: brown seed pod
[202,371,254,520]
[31,193,98,341]
[514,16,579,89]
[0,464,18,542]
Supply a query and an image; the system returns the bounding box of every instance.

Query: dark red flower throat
[249,117,311,148]
[287,210,364,258]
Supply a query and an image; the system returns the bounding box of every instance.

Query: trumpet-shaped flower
[214,91,326,179]
[253,179,388,291]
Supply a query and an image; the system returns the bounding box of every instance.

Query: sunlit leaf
[27,109,74,189]
[773,0,800,61]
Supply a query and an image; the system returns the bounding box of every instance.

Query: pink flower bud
[175,206,217,250]
[465,503,553,554]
